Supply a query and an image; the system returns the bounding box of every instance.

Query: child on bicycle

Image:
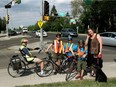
[75,40,88,80]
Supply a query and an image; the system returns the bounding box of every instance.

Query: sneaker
[54,71,57,75]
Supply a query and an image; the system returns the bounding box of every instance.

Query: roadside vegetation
[16,78,116,87]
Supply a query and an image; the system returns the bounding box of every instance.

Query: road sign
[38,20,43,28]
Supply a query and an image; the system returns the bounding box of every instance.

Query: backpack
[10,55,22,70]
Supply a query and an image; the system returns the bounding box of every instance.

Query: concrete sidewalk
[0,62,116,87]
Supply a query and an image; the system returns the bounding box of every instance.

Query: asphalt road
[0,33,116,69]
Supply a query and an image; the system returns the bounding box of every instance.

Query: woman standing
[85,28,103,76]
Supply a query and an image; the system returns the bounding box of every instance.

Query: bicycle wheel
[65,62,77,81]
[35,60,54,77]
[60,59,71,73]
[7,60,26,78]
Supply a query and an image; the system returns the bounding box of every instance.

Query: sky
[0,0,72,29]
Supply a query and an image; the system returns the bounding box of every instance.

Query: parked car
[61,28,78,37]
[15,30,21,35]
[100,32,116,46]
[35,30,47,37]
[8,30,17,36]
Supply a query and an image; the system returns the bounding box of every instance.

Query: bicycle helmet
[67,35,72,41]
[78,40,84,45]
[21,39,28,43]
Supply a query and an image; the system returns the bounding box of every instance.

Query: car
[35,30,47,37]
[61,28,78,37]
[100,32,116,46]
[8,30,17,36]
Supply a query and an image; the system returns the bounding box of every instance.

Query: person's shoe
[80,76,83,80]
[75,76,81,79]
[90,73,94,77]
[54,71,57,75]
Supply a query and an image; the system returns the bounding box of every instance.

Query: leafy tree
[50,5,58,16]
[80,0,116,33]
[0,17,6,33]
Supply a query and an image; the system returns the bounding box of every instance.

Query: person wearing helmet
[19,38,44,75]
[75,40,88,80]
[45,34,64,74]
[64,36,78,64]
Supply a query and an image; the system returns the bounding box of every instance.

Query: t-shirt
[64,43,78,56]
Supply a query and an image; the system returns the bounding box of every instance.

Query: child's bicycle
[41,52,72,76]
[65,55,78,81]
[7,47,51,78]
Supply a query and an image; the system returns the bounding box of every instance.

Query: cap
[56,34,61,38]
[21,39,28,43]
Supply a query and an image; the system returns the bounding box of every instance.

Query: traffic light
[44,1,49,16]
[8,15,9,20]
[6,15,9,24]
[5,4,11,8]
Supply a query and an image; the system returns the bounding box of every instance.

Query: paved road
[0,33,116,87]
[0,33,116,69]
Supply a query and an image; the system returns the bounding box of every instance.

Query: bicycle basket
[10,55,22,70]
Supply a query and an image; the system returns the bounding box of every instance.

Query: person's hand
[98,53,102,58]
[87,34,90,39]
[45,49,48,53]
[82,54,87,58]
[34,47,40,50]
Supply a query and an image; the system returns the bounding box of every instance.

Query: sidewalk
[0,62,116,87]
[0,34,31,41]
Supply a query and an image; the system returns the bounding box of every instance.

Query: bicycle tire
[65,62,77,81]
[35,60,54,77]
[7,60,26,78]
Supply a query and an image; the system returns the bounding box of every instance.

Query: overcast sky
[0,0,72,28]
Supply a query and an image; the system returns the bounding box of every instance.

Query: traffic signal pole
[40,0,44,46]
[6,8,9,37]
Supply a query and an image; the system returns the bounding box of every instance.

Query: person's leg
[33,58,44,74]
[80,61,87,80]
[91,58,97,76]
[75,60,81,79]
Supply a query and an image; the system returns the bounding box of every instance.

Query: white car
[100,32,116,46]
[35,30,47,37]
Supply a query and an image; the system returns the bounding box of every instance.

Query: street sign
[38,20,43,29]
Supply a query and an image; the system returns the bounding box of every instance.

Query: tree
[50,5,58,16]
[71,0,83,17]
[0,17,6,33]
[79,0,116,33]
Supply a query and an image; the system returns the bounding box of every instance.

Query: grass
[16,78,116,87]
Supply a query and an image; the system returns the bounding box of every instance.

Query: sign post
[38,19,43,44]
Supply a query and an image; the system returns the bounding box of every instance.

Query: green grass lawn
[16,78,116,87]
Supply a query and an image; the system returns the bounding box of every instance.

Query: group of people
[20,28,103,80]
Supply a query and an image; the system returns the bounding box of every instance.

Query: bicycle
[65,56,78,81]
[7,47,51,78]
[40,52,72,76]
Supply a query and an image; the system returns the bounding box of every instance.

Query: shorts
[77,60,87,71]
[52,53,63,61]
[26,57,42,63]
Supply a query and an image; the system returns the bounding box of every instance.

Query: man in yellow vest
[19,38,44,75]
[45,34,64,74]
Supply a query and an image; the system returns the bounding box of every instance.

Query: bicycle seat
[19,48,34,64]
